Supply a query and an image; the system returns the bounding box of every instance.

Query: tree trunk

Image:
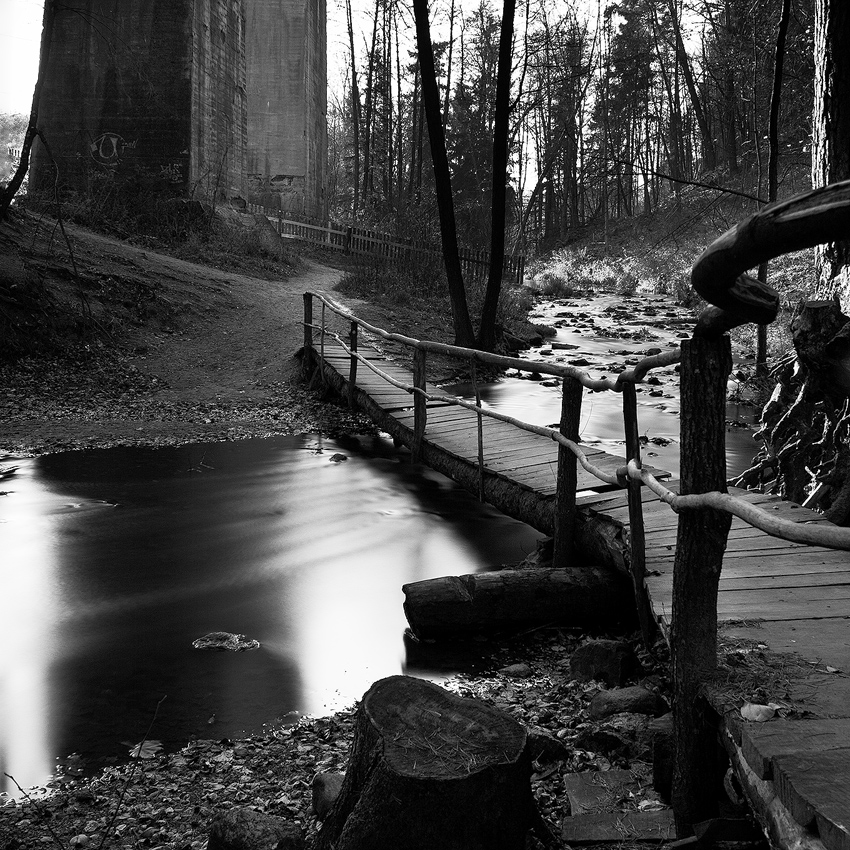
[756,0,792,376]
[346,0,361,219]
[403,567,633,641]
[667,0,715,173]
[477,0,516,352]
[813,0,850,311]
[412,0,476,347]
[315,675,536,850]
[0,0,56,218]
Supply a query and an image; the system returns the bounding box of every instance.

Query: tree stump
[314,675,536,850]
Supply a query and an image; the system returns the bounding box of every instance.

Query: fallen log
[314,675,538,850]
[403,567,633,641]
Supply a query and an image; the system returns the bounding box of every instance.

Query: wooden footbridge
[301,183,850,850]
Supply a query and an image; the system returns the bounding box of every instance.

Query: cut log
[314,675,536,850]
[403,567,633,641]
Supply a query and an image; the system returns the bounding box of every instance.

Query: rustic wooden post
[318,301,327,385]
[302,292,313,380]
[553,377,583,568]
[412,347,427,461]
[671,334,733,837]
[348,321,359,409]
[472,363,485,501]
[622,382,655,648]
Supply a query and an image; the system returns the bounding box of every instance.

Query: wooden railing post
[348,321,358,409]
[553,377,583,568]
[412,348,427,461]
[671,335,733,837]
[472,363,485,501]
[623,382,655,649]
[318,301,326,385]
[302,292,313,380]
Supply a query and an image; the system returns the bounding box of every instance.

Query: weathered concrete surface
[246,0,327,217]
[32,0,247,202]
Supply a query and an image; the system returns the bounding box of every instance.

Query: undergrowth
[335,253,537,346]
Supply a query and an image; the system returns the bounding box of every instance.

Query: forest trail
[0,216,374,453]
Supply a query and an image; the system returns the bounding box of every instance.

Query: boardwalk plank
[741,720,850,780]
[773,750,850,850]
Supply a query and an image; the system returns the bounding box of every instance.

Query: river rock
[569,639,639,687]
[499,662,534,679]
[312,772,345,821]
[589,686,666,720]
[191,632,260,651]
[574,728,630,757]
[207,807,304,850]
[527,726,571,763]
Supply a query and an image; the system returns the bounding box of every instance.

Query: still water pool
[0,435,540,796]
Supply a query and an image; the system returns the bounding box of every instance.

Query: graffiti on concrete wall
[90,132,137,168]
[159,162,184,183]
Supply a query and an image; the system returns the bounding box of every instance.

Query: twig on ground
[3,774,66,849]
[97,694,167,850]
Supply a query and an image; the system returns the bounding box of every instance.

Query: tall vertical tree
[478,0,517,350]
[812,0,850,307]
[412,0,477,347]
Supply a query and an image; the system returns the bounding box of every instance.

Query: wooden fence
[244,202,526,287]
[301,178,850,837]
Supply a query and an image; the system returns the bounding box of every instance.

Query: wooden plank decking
[310,341,850,850]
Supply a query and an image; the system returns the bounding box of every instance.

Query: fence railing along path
[245,202,526,287]
[301,180,850,849]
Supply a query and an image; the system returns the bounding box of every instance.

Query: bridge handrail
[306,290,681,390]
[304,287,850,550]
[313,322,625,486]
[307,306,850,552]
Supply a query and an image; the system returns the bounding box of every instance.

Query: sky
[0,0,43,114]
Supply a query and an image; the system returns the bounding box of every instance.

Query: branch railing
[303,179,850,836]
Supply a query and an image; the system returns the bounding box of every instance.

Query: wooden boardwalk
[311,342,850,850]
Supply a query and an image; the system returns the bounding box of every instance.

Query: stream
[449,291,759,481]
[0,289,762,800]
[0,436,540,799]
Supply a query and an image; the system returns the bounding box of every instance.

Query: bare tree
[478,0,517,350]
[0,0,56,218]
[412,0,477,347]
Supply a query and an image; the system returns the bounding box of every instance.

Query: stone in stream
[191,632,260,651]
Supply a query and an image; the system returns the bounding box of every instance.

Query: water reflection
[0,460,58,794]
[0,436,539,795]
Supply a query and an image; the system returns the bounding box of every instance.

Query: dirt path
[0,223,374,454]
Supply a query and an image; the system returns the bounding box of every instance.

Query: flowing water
[449,291,759,481]
[0,435,540,798]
